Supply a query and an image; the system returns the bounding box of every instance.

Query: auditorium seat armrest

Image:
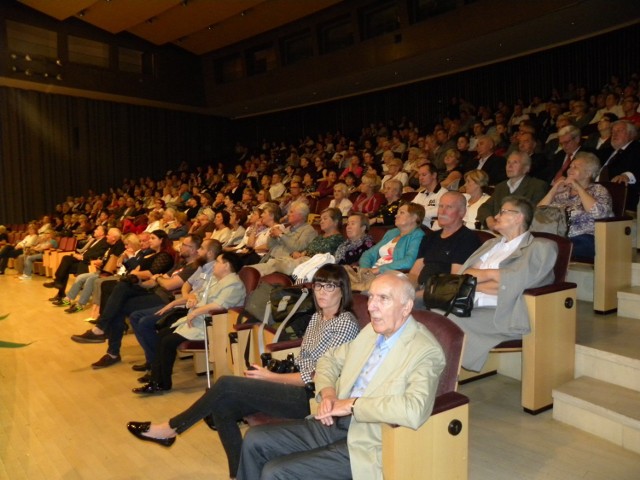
[266,339,303,353]
[523,281,577,296]
[594,215,632,223]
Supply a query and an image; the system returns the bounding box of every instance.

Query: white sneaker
[19,274,32,280]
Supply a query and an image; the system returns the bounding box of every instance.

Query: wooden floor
[1,272,639,479]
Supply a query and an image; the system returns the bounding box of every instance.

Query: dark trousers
[0,246,21,272]
[129,306,164,364]
[99,279,119,312]
[237,416,351,480]
[169,375,311,477]
[149,326,188,389]
[570,233,595,259]
[96,281,166,357]
[55,255,89,296]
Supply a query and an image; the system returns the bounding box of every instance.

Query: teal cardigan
[358,227,425,272]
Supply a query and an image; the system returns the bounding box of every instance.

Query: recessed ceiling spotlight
[78,9,86,17]
[25,54,32,61]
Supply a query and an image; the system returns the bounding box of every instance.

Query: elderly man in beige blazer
[236,272,445,480]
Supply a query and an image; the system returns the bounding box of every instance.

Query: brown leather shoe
[91,354,121,369]
[71,330,106,343]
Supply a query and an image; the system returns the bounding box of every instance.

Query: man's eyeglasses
[313,282,339,292]
[497,209,521,216]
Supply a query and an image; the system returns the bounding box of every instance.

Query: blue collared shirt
[350,319,410,398]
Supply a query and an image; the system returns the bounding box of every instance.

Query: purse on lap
[423,273,477,317]
[530,206,569,237]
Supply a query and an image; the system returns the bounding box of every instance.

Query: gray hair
[612,120,638,140]
[558,125,581,140]
[501,195,534,230]
[507,150,532,168]
[375,271,416,302]
[573,152,601,180]
[290,201,310,219]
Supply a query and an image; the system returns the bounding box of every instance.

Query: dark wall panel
[233,25,640,143]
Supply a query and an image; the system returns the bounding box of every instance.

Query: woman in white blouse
[461,169,491,229]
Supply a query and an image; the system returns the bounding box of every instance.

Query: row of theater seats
[171,229,583,478]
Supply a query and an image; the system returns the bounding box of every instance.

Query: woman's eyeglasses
[313,282,339,292]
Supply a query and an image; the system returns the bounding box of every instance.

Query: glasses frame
[497,209,521,216]
[313,282,339,292]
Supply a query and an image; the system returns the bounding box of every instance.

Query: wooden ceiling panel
[80,0,181,34]
[21,0,343,54]
[181,0,342,54]
[129,0,265,46]
[19,0,96,21]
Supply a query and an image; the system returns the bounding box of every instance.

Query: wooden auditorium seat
[245,295,469,480]
[227,271,293,376]
[460,232,577,414]
[571,181,632,314]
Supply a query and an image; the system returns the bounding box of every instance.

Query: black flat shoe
[132,382,169,395]
[126,421,175,447]
[132,362,150,372]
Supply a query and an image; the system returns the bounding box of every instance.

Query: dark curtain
[0,88,231,223]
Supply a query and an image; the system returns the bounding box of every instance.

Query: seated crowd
[1,73,639,479]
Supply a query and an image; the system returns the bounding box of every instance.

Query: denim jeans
[67,272,99,305]
[23,253,42,276]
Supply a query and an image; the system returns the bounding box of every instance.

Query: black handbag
[423,273,477,317]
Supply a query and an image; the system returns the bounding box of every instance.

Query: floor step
[632,262,640,287]
[617,286,640,320]
[576,345,640,392]
[553,376,640,455]
[567,264,594,302]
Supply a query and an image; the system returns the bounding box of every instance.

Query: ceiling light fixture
[78,10,86,17]
[25,54,32,61]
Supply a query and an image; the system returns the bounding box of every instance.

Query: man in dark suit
[463,135,506,185]
[477,151,549,230]
[518,132,548,181]
[584,112,618,156]
[44,225,110,300]
[544,125,588,184]
[598,120,640,210]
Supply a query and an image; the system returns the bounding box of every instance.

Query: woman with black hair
[210,210,232,244]
[127,264,360,479]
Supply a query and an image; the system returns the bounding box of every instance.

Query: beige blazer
[314,316,446,480]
